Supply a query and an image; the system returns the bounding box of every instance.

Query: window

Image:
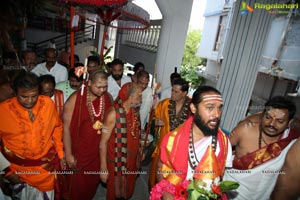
[214,15,227,51]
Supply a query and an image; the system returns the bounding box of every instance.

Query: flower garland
[150,178,239,200]
[150,179,190,200]
[86,90,105,134]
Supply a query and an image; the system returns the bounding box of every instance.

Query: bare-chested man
[224,96,299,200]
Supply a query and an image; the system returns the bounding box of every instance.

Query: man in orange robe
[153,86,232,199]
[106,82,143,200]
[149,78,191,188]
[0,71,65,200]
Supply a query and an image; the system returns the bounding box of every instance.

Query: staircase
[27,15,96,61]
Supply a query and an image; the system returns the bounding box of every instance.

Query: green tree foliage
[181,29,205,89]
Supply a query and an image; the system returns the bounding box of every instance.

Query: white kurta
[32,62,68,83]
[140,87,153,129]
[107,75,131,100]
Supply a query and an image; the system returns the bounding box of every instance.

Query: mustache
[112,74,122,80]
[207,118,220,124]
[265,125,277,131]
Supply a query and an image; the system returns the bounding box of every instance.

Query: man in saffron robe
[106,82,143,200]
[154,86,232,199]
[0,71,65,200]
[63,69,114,200]
[149,77,192,188]
[224,96,299,199]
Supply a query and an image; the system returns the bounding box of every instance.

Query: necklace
[168,97,190,131]
[189,127,199,169]
[188,125,218,169]
[87,90,105,134]
[91,96,103,117]
[258,129,269,148]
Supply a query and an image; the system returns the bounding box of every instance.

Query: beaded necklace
[168,97,190,131]
[87,90,105,134]
[188,125,218,169]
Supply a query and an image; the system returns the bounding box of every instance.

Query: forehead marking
[202,94,223,103]
[267,109,287,119]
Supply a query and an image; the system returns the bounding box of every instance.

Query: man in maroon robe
[63,69,113,200]
[106,82,143,200]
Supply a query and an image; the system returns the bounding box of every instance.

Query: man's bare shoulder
[230,113,261,140]
[239,112,261,125]
[63,91,78,114]
[65,91,78,105]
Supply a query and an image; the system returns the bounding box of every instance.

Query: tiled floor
[93,164,150,200]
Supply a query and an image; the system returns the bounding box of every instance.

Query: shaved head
[89,69,108,82]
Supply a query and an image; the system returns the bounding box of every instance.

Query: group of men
[150,85,300,199]
[0,47,299,200]
[0,48,159,200]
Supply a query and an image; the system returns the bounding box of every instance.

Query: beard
[46,61,55,67]
[112,74,122,81]
[194,112,220,136]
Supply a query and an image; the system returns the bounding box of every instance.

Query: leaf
[103,46,113,57]
[219,181,240,192]
[90,51,99,57]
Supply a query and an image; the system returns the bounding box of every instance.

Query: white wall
[205,60,220,80]
[74,41,96,63]
[259,16,300,81]
[261,17,287,59]
[26,28,63,43]
[198,15,219,60]
[117,43,157,74]
[197,0,231,60]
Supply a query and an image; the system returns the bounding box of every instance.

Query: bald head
[89,69,108,83]
[88,69,108,97]
[127,83,141,98]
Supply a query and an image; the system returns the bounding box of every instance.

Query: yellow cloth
[149,99,171,188]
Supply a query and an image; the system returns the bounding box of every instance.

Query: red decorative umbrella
[62,0,150,66]
[70,0,128,7]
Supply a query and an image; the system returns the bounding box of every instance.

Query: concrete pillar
[216,0,276,131]
[155,0,194,89]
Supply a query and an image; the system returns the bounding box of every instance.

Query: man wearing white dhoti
[224,96,299,200]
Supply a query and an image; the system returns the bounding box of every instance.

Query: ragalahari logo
[240,1,254,15]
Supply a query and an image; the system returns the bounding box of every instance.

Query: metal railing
[122,20,162,52]
[27,16,95,60]
[27,25,95,60]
